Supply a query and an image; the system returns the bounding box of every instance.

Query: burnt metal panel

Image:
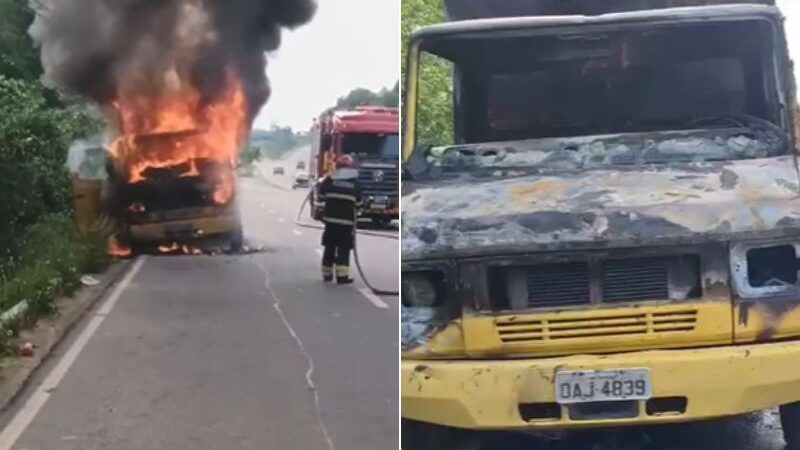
[443,0,775,21]
[402,157,800,261]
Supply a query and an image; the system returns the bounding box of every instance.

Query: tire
[114,232,141,257]
[132,240,155,255]
[782,403,800,449]
[227,227,244,252]
[402,420,478,450]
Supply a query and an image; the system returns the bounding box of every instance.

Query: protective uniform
[319,155,361,284]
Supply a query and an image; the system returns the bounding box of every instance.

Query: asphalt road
[0,176,398,450]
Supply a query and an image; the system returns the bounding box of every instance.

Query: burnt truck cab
[310,107,400,225]
[103,130,243,252]
[401,1,800,447]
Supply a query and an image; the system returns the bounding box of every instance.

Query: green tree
[0,0,102,259]
[401,0,454,147]
[334,83,399,110]
[380,82,400,107]
[239,144,261,166]
[0,0,41,82]
[251,126,311,160]
[0,76,99,254]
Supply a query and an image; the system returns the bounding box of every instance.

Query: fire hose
[295,190,399,296]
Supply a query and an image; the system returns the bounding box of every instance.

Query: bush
[0,76,101,260]
[0,215,109,327]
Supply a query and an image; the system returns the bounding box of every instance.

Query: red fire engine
[309,106,399,225]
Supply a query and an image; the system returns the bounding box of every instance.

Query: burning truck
[27,0,317,255]
[309,106,400,226]
[103,76,246,253]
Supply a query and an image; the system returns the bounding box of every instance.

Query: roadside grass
[0,214,110,353]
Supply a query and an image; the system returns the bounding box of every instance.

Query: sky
[253,0,400,132]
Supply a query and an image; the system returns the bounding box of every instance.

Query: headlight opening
[731,241,800,298]
[402,270,446,308]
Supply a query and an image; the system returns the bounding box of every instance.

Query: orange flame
[181,244,203,255]
[109,71,248,205]
[158,242,179,253]
[156,242,204,255]
[108,236,132,258]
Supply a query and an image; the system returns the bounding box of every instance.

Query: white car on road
[292,171,310,189]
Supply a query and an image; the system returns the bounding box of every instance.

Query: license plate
[372,204,386,210]
[555,369,652,404]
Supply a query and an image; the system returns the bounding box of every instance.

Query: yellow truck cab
[401,1,800,447]
[103,130,243,253]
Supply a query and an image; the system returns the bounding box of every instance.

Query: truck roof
[411,4,781,41]
[318,106,399,134]
[443,0,775,21]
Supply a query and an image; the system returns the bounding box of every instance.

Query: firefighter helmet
[335,154,356,168]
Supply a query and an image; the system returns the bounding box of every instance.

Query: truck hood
[402,156,800,259]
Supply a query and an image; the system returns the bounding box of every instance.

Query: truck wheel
[781,403,800,449]
[227,227,244,252]
[402,420,479,450]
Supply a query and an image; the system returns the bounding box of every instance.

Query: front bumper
[360,207,399,219]
[127,209,240,241]
[360,199,399,218]
[402,341,800,430]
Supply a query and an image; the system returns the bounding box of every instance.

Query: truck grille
[358,165,399,197]
[495,309,698,344]
[527,262,590,307]
[508,255,699,308]
[602,258,669,303]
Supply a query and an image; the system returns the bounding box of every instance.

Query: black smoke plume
[28,0,316,121]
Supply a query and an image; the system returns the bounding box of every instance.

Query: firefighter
[319,154,361,284]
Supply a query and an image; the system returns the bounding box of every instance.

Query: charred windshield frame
[406,9,795,176]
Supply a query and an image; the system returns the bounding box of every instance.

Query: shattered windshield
[411,18,789,176]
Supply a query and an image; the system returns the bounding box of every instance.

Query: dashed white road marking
[314,249,323,257]
[358,288,389,309]
[0,257,147,450]
[278,217,285,223]
[292,229,302,236]
[268,209,276,214]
